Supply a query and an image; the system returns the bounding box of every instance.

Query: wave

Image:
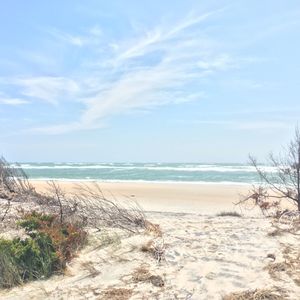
[14,163,276,173]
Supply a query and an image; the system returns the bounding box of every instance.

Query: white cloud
[48,28,85,46]
[197,54,235,70]
[190,120,292,130]
[89,25,102,36]
[11,76,80,105]
[237,121,291,130]
[47,26,104,48]
[113,10,223,64]
[0,97,29,105]
[3,8,249,135]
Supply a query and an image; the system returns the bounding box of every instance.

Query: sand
[1,181,300,299]
[30,181,251,214]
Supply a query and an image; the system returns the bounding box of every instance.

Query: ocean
[13,163,275,184]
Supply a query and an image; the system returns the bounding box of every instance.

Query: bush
[0,240,22,288]
[0,211,87,289]
[19,211,87,267]
[0,234,58,288]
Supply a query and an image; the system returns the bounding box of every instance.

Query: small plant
[217,211,242,217]
[223,287,287,300]
[101,288,133,300]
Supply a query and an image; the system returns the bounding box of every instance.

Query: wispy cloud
[47,28,86,46]
[2,8,248,134]
[237,121,292,130]
[47,26,103,47]
[113,9,223,64]
[0,97,29,106]
[188,120,292,131]
[6,76,81,105]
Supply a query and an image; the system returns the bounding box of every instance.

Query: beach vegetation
[80,260,101,278]
[237,126,300,219]
[0,211,87,288]
[100,287,133,300]
[132,264,151,282]
[217,211,242,217]
[222,286,287,300]
[0,156,150,289]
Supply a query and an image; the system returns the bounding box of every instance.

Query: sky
[0,0,300,163]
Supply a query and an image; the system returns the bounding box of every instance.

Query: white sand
[1,181,299,299]
[30,181,251,214]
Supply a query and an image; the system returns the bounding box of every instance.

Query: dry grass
[267,228,283,237]
[223,287,287,300]
[131,264,164,288]
[101,288,133,300]
[282,246,300,286]
[264,262,287,280]
[145,221,162,237]
[140,240,154,253]
[98,230,121,249]
[1,158,149,235]
[80,261,101,278]
[217,211,242,217]
[264,246,300,286]
[132,264,151,282]
[73,183,147,233]
[140,238,166,264]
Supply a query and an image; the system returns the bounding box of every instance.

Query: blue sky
[1,0,300,163]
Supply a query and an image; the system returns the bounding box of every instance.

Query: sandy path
[1,212,299,299]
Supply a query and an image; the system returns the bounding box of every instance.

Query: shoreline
[29,178,253,185]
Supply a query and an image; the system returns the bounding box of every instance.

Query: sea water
[13,163,275,184]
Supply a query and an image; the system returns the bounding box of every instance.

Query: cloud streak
[0,97,29,106]
[2,8,242,134]
[3,77,81,105]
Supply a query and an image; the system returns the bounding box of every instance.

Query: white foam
[15,164,277,173]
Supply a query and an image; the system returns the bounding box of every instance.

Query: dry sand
[30,181,251,214]
[1,181,300,299]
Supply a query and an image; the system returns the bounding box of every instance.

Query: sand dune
[1,182,299,299]
[1,212,300,299]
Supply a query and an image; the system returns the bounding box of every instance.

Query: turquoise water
[14,163,274,184]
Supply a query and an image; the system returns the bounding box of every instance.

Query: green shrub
[11,233,58,280]
[0,240,22,288]
[0,211,87,289]
[17,211,55,233]
[0,233,58,288]
[19,211,87,268]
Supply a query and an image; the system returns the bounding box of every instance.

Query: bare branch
[242,126,300,217]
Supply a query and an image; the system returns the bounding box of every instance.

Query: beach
[30,180,251,215]
[1,0,299,298]
[1,180,300,299]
